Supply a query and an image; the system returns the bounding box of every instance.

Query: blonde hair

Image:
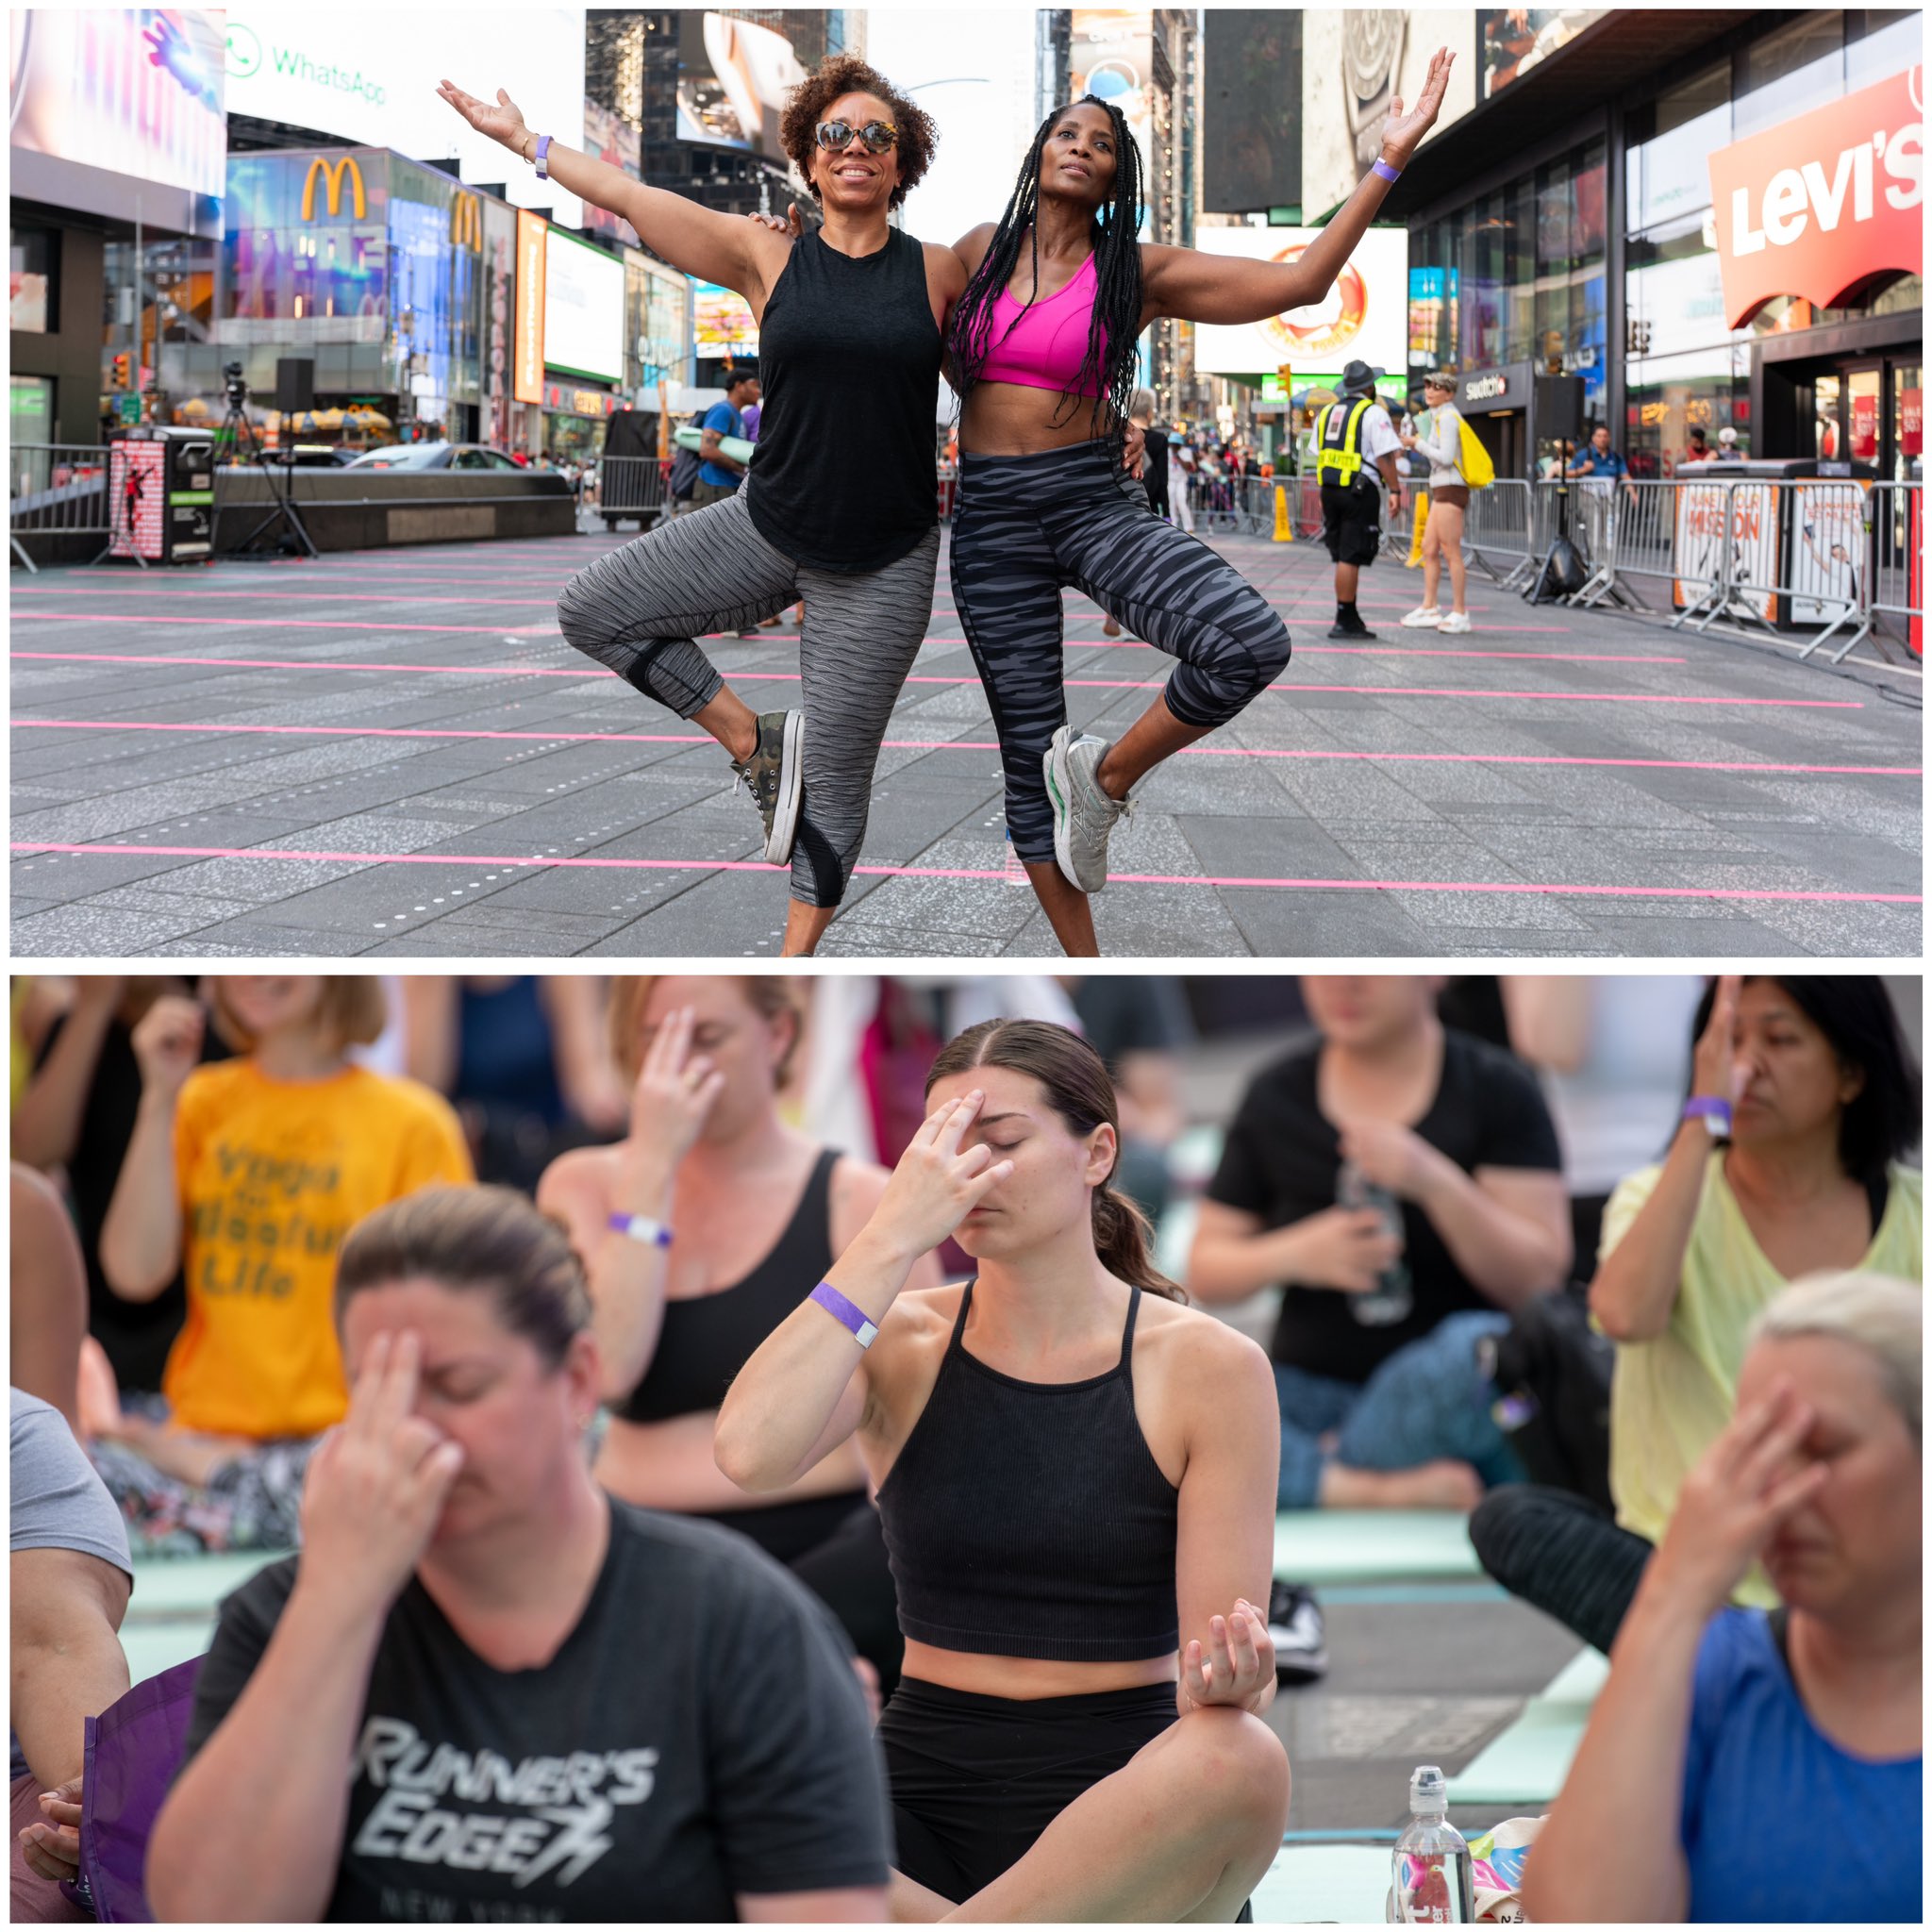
[1749,1271,1922,1445]
[211,976,387,1055]
[607,976,804,1086]
[1129,388,1156,422]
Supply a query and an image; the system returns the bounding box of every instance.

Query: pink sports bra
[979,252,1107,397]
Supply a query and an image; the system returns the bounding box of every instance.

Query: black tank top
[617,1147,840,1424]
[874,1281,1180,1662]
[745,226,942,574]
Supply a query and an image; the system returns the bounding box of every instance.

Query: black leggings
[693,1492,904,1696]
[1468,1484,1653,1655]
[950,441,1293,863]
[878,1677,1254,1919]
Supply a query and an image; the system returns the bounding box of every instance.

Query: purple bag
[58,1658,202,1924]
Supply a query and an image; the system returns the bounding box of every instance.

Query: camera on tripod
[223,359,249,408]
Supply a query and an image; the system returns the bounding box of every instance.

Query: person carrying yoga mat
[941,52,1454,956]
[438,58,961,958]
[716,1020,1289,1921]
[148,1186,891,1924]
[537,975,937,1704]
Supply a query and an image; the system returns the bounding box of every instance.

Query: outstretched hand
[744,202,807,239]
[1380,48,1455,168]
[437,80,529,155]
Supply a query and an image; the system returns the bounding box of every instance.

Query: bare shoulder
[921,237,970,290]
[536,1140,619,1212]
[877,1279,966,1349]
[949,223,999,277]
[827,1152,891,1246]
[1138,1292,1274,1388]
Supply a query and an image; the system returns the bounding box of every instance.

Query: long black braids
[948,95,1145,447]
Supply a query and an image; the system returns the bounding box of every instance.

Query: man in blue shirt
[1567,423,1636,503]
[694,364,760,509]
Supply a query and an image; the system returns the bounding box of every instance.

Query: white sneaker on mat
[1400,606,1443,627]
[1439,610,1474,634]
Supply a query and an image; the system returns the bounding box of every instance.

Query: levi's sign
[1708,67,1922,327]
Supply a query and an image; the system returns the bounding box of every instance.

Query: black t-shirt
[179,1501,891,1922]
[1207,1030,1561,1385]
[1073,974,1192,1076]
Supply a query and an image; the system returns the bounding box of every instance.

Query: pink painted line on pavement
[17,610,540,639]
[12,841,1918,907]
[14,585,563,608]
[8,649,1860,708]
[15,718,1917,779]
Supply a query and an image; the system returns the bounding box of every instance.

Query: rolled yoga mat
[673,425,756,465]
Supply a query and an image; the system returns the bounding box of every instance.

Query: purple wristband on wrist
[535,134,553,180]
[1372,157,1402,184]
[809,1281,879,1350]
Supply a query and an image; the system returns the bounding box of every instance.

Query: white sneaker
[1439,610,1474,634]
[1400,606,1443,627]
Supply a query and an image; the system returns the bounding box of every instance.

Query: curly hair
[779,54,938,210]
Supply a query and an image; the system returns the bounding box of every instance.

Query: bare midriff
[594,1407,870,1514]
[959,379,1117,458]
[899,1636,1180,1700]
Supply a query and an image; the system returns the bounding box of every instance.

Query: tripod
[1524,438,1576,605]
[212,391,318,559]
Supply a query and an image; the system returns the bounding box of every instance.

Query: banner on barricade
[1787,479,1872,625]
[1673,481,1778,619]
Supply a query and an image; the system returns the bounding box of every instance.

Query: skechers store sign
[1707,66,1923,327]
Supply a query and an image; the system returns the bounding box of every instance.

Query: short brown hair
[607,976,805,1087]
[211,975,388,1055]
[779,55,937,210]
[1424,369,1456,388]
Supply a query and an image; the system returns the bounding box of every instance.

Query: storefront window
[1625,343,1751,475]
[1626,62,1729,231]
[1845,9,1920,87]
[10,227,52,332]
[1735,11,1851,139]
[11,375,54,475]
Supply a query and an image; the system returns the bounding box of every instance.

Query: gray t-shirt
[10,1388,135,1783]
[180,1497,892,1922]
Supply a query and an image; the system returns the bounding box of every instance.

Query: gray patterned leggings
[557,490,941,908]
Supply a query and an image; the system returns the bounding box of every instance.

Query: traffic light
[1277,362,1292,396]
[110,352,132,389]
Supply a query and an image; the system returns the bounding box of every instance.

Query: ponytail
[1091,1181,1185,1302]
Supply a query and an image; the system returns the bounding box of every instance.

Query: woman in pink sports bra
[946,50,1455,955]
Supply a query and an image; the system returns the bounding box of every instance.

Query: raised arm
[10,976,124,1171]
[98,994,202,1301]
[438,81,789,302]
[535,1006,724,1405]
[715,1091,1011,1492]
[1590,978,1734,1343]
[1141,48,1453,326]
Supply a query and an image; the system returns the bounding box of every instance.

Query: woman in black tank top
[538,975,939,1697]
[720,1021,1290,1921]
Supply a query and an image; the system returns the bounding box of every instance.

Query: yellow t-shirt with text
[1603,1153,1922,1607]
[163,1060,473,1439]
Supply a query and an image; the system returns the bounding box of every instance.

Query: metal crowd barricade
[10,443,110,571]
[1458,477,1537,589]
[592,454,667,530]
[1864,479,1923,660]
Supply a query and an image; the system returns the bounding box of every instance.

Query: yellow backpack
[1453,411,1495,490]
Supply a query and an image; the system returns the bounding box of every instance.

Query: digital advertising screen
[675,11,804,156]
[1478,9,1605,98]
[1191,226,1408,378]
[1202,10,1301,216]
[693,280,758,354]
[223,7,587,226]
[542,228,625,385]
[10,8,226,231]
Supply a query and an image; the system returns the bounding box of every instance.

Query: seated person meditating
[1190,975,1571,1510]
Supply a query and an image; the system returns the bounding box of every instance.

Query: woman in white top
[1397,370,1471,632]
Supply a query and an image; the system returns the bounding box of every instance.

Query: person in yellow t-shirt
[94,977,472,1549]
[1471,974,1922,1654]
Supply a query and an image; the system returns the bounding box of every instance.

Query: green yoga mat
[1249,1843,1391,1924]
[1274,1510,1482,1584]
[120,1550,291,1685]
[1445,1646,1608,1805]
[120,1618,216,1687]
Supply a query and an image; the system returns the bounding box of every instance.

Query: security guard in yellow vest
[1315,358,1404,638]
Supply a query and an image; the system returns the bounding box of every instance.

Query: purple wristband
[534,133,553,180]
[1683,1096,1733,1137]
[608,1211,671,1247]
[1372,157,1402,184]
[809,1281,879,1350]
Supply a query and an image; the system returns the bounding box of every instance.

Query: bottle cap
[1409,1764,1447,1811]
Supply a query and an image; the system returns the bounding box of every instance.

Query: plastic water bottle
[1387,1766,1474,1924]
[1337,1158,1413,1326]
[1003,829,1028,888]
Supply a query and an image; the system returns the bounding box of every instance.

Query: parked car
[344,442,525,472]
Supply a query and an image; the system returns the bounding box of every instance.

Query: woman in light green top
[1470,974,1921,1652]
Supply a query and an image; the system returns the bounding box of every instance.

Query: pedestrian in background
[1398,369,1474,634]
[1314,359,1404,639]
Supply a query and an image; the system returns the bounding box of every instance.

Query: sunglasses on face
[815,119,897,154]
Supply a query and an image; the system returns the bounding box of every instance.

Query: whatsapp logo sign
[226,23,261,78]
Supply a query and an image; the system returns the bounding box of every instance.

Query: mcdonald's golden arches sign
[300,155,366,221]
[451,193,482,251]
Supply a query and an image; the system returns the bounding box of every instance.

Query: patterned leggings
[557,489,941,908]
[949,440,1292,863]
[90,1431,320,1556]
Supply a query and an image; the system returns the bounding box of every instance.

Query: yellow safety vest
[1315,398,1374,488]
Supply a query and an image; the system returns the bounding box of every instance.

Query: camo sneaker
[731,709,805,865]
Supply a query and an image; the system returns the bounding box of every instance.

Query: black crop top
[617,1147,840,1425]
[874,1282,1181,1662]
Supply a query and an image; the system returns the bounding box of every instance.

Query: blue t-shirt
[700,400,744,489]
[1681,1608,1921,1923]
[1574,445,1629,481]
